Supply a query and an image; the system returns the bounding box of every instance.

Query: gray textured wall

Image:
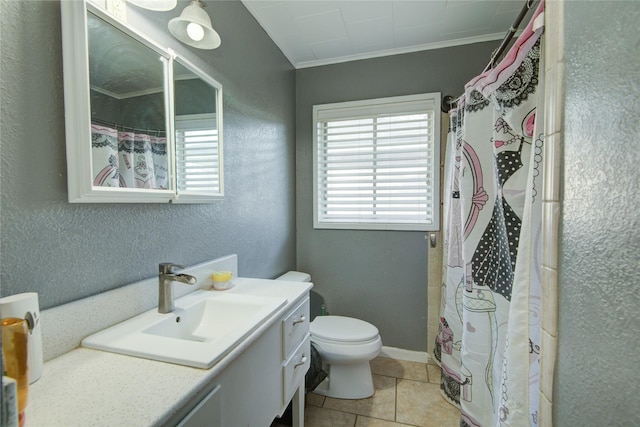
[0,0,296,309]
[295,43,495,351]
[555,1,640,425]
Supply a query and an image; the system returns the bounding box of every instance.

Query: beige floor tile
[323,375,396,421]
[355,415,415,426]
[371,357,429,382]
[396,378,460,427]
[426,364,441,384]
[304,405,357,427]
[307,392,326,407]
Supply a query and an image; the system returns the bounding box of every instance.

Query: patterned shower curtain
[90,123,169,189]
[434,2,545,426]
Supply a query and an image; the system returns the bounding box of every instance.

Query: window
[313,93,440,231]
[175,113,222,197]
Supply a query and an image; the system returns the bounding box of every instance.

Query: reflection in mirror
[173,59,223,198]
[87,12,169,190]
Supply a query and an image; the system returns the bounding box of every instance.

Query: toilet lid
[310,316,379,342]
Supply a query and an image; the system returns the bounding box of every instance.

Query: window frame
[312,93,441,231]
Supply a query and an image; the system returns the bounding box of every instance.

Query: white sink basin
[82,290,287,368]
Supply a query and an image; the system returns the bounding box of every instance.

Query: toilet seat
[309,315,382,398]
[310,315,379,343]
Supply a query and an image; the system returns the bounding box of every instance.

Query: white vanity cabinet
[170,295,311,427]
[27,268,314,427]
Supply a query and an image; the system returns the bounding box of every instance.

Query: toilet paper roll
[0,293,43,384]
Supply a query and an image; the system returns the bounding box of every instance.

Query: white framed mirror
[60,1,223,203]
[172,57,224,203]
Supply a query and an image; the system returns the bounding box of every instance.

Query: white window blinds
[175,114,222,196]
[313,93,440,231]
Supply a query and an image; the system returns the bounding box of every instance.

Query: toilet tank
[276,271,311,282]
[276,271,323,319]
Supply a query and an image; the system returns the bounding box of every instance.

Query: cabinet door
[176,385,222,427]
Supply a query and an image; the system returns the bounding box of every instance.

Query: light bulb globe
[186,22,205,41]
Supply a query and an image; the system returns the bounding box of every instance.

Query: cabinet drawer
[283,334,311,404]
[282,297,310,358]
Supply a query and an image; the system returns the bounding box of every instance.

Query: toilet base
[312,361,375,399]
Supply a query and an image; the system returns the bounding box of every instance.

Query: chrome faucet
[158,263,197,314]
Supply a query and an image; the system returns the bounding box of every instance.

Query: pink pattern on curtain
[90,124,168,189]
[435,1,545,426]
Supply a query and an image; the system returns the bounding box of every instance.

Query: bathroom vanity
[174,292,311,426]
[27,256,312,426]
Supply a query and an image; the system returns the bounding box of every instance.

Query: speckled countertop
[27,278,312,427]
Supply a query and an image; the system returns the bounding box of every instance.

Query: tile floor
[273,357,461,427]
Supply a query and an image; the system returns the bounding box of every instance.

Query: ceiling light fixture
[127,0,177,12]
[168,0,221,50]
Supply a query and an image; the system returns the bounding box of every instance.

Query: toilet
[276,271,382,399]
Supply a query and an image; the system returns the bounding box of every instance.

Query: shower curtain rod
[91,118,167,135]
[441,0,539,113]
[482,0,539,73]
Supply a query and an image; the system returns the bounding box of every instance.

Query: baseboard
[379,346,430,364]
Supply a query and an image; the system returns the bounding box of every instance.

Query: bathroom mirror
[173,58,224,201]
[60,1,223,203]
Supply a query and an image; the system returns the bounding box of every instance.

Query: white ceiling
[240,0,530,69]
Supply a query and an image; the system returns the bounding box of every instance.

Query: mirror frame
[171,55,224,204]
[60,1,224,203]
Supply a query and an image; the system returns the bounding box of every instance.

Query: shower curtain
[91,123,169,189]
[435,2,545,426]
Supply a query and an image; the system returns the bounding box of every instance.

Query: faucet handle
[159,263,185,274]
